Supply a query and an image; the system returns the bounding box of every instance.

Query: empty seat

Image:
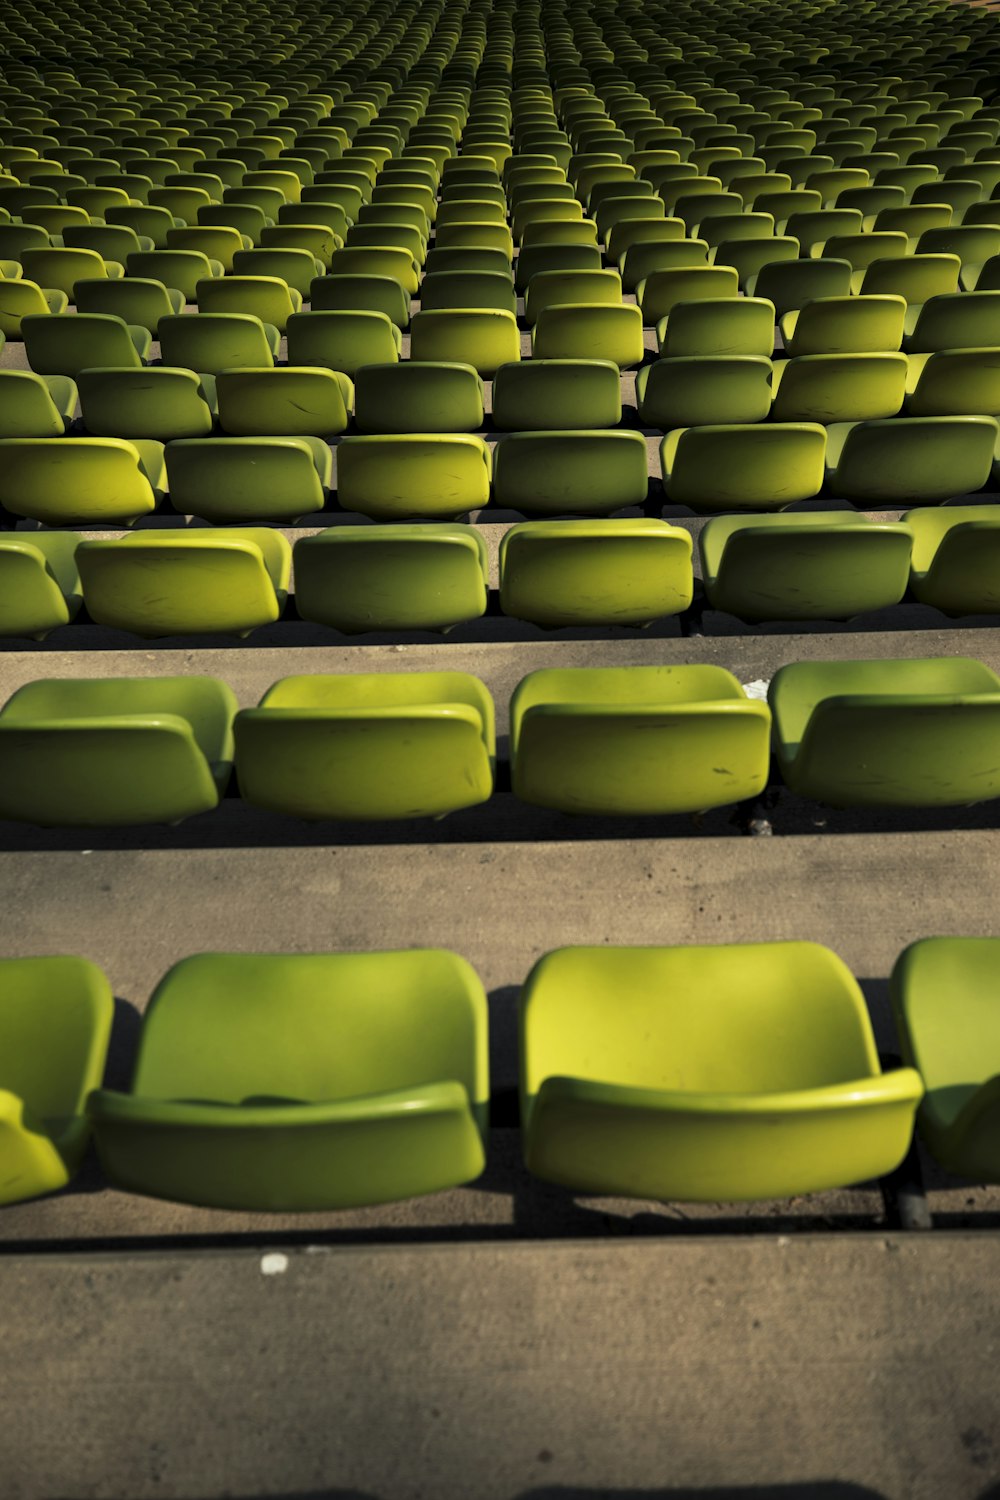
[294,525,489,632]
[713,235,800,288]
[658,297,776,356]
[493,431,648,516]
[420,270,517,315]
[78,368,217,441]
[499,519,693,627]
[310,272,411,328]
[890,937,1000,1182]
[524,268,623,325]
[747,258,853,316]
[0,437,165,525]
[0,675,236,825]
[128,250,224,303]
[770,657,1000,806]
[0,956,113,1206]
[336,435,492,520]
[620,237,710,293]
[409,309,520,378]
[0,370,75,437]
[197,275,301,333]
[532,304,644,368]
[286,309,401,376]
[825,417,997,504]
[216,368,353,439]
[510,665,771,814]
[491,359,621,431]
[165,437,331,524]
[904,504,1000,615]
[856,254,961,301]
[74,277,185,334]
[0,279,69,338]
[22,313,150,377]
[88,949,488,1209]
[158,312,280,374]
[20,247,123,302]
[234,673,495,820]
[637,356,772,428]
[661,424,827,511]
[519,941,921,1200]
[771,353,907,423]
[353,363,484,434]
[700,513,913,622]
[637,264,738,325]
[76,530,291,637]
[0,533,82,638]
[904,349,1000,417]
[903,291,1000,353]
[780,296,906,356]
[326,245,419,294]
[514,241,602,294]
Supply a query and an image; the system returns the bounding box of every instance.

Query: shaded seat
[232,247,324,299]
[918,225,1000,290]
[74,277,185,335]
[286,309,401,376]
[890,937,1000,1182]
[353,363,484,434]
[699,512,913,622]
[265,223,342,271]
[62,223,154,264]
[165,436,331,524]
[660,423,826,511]
[22,313,151,378]
[904,350,1000,417]
[197,275,301,334]
[294,525,489,632]
[20,247,123,303]
[215,368,353,440]
[0,280,69,339]
[746,257,853,316]
[234,672,495,821]
[0,370,76,437]
[165,225,248,273]
[619,237,710,294]
[326,245,419,295]
[310,272,411,328]
[510,664,771,815]
[336,435,491,520]
[769,657,1000,806]
[127,250,224,303]
[491,359,621,430]
[825,417,997,504]
[0,956,113,1206]
[499,518,693,627]
[855,254,961,301]
[158,312,280,374]
[419,270,517,315]
[0,437,165,525]
[430,223,515,258]
[770,353,907,423]
[523,268,623,325]
[637,356,772,428]
[427,247,515,278]
[0,675,236,825]
[88,949,488,1210]
[76,530,290,637]
[493,431,648,516]
[657,297,776,357]
[780,295,906,356]
[712,235,800,288]
[519,941,922,1200]
[78,368,217,441]
[0,533,83,638]
[409,309,520,378]
[513,241,602,294]
[904,504,1000,615]
[902,292,1000,353]
[531,303,644,368]
[637,264,738,325]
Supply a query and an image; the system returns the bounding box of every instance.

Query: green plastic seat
[520,941,922,1200]
[918,225,1000,290]
[294,525,489,633]
[523,269,622,325]
[285,309,401,375]
[0,279,69,338]
[230,247,322,299]
[637,264,738,326]
[904,504,1000,615]
[531,303,644,369]
[336,435,491,521]
[78,367,216,441]
[661,423,826,511]
[712,236,800,288]
[499,518,693,627]
[891,937,1000,1182]
[780,295,906,356]
[88,949,488,1210]
[747,258,853,316]
[491,359,621,431]
[353,362,484,434]
[519,219,599,248]
[215,367,352,440]
[0,222,53,262]
[22,312,150,378]
[165,436,331,524]
[234,672,495,821]
[904,349,1000,417]
[19,247,123,303]
[511,664,771,815]
[618,235,707,292]
[770,656,1000,807]
[0,675,236,825]
[514,242,602,294]
[0,436,165,525]
[856,254,961,301]
[0,370,76,437]
[493,431,647,517]
[74,276,184,334]
[126,250,223,303]
[700,512,913,622]
[309,272,411,328]
[347,222,427,265]
[157,312,279,374]
[434,222,514,258]
[0,532,83,638]
[426,247,514,278]
[783,208,865,256]
[199,202,269,245]
[420,270,517,316]
[63,223,153,264]
[903,292,1000,353]
[409,309,520,378]
[76,529,290,637]
[0,956,113,1205]
[637,356,772,429]
[658,297,776,356]
[825,417,997,504]
[196,274,301,334]
[325,245,419,295]
[771,353,907,423]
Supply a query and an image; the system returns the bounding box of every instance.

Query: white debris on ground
[741,680,771,701]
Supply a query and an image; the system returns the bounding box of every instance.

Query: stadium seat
[747,257,853,315]
[158,312,280,373]
[902,291,1000,352]
[519,941,921,1199]
[780,296,906,356]
[215,368,353,439]
[0,675,236,825]
[904,349,1000,417]
[128,250,224,303]
[353,362,484,434]
[420,270,517,315]
[637,264,738,325]
[524,268,623,324]
[20,247,123,302]
[0,278,69,339]
[22,312,150,377]
[197,274,301,333]
[409,309,520,378]
[336,435,492,520]
[637,356,772,428]
[770,353,907,422]
[0,533,82,638]
[531,303,644,367]
[491,359,621,430]
[0,436,165,525]
[493,431,647,516]
[0,370,76,438]
[855,253,961,301]
[510,664,771,814]
[294,525,489,632]
[286,309,401,375]
[825,417,997,503]
[657,297,776,356]
[660,423,826,510]
[88,949,489,1209]
[234,672,495,820]
[74,277,185,334]
[514,241,602,293]
[770,657,1000,806]
[310,272,411,327]
[165,437,331,524]
[904,504,1000,615]
[78,368,217,441]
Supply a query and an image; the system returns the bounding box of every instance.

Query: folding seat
[77,367,216,441]
[294,525,489,632]
[301,183,364,223]
[658,297,776,357]
[234,672,494,822]
[805,167,871,206]
[490,356,619,429]
[531,303,644,368]
[19,246,123,303]
[770,656,1000,807]
[214,367,352,440]
[510,664,771,815]
[0,675,236,825]
[781,208,863,256]
[88,948,488,1209]
[519,940,921,1200]
[826,416,996,504]
[409,308,519,379]
[661,423,826,511]
[499,518,692,627]
[419,270,517,316]
[699,512,913,622]
[856,251,963,302]
[636,265,738,326]
[890,937,1000,1182]
[165,436,331,524]
[0,955,113,1206]
[230,246,323,300]
[904,349,1000,417]
[618,237,707,292]
[434,222,515,258]
[913,224,1000,292]
[492,431,647,517]
[76,529,290,637]
[354,363,484,435]
[903,504,1000,615]
[780,295,906,357]
[771,353,908,423]
[127,249,223,303]
[0,532,82,638]
[22,313,150,377]
[816,231,909,275]
[746,258,853,316]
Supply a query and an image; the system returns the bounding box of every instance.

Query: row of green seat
[1,657,999,825]
[1,935,996,1211]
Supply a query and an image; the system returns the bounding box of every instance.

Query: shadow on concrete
[516,1488,890,1499]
